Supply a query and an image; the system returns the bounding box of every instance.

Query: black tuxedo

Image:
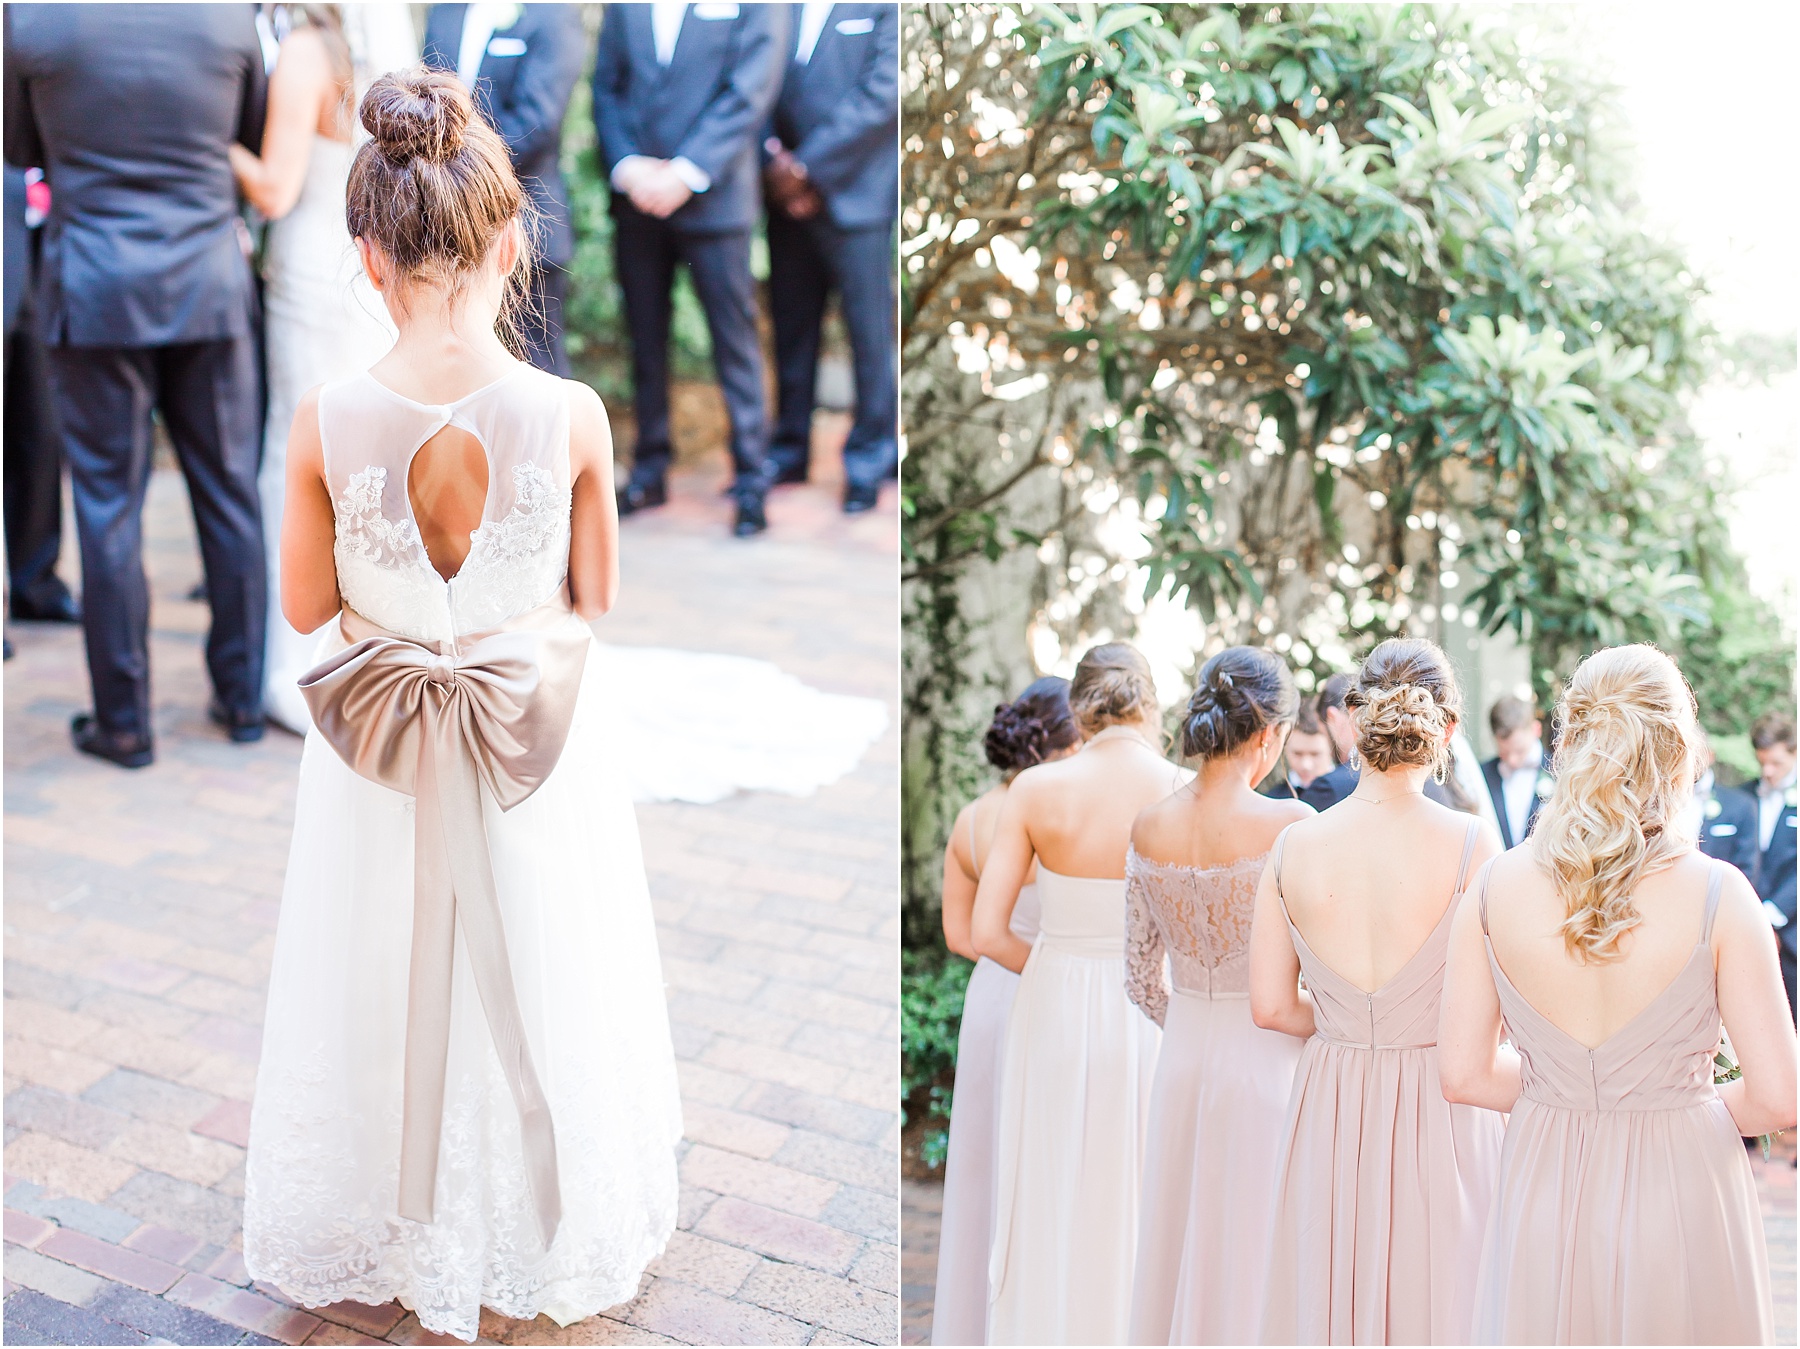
[593,3,789,496]
[1482,757,1546,849]
[423,4,584,376]
[765,2,898,495]
[1263,773,1339,813]
[4,163,74,619]
[1696,778,1759,878]
[1745,784,1797,1011]
[6,3,268,738]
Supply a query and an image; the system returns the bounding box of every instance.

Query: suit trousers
[612,206,768,494]
[766,212,897,491]
[5,290,72,611]
[519,260,571,379]
[46,338,266,738]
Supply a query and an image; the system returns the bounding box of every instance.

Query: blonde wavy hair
[1344,637,1461,775]
[1532,644,1701,963]
[1069,642,1158,736]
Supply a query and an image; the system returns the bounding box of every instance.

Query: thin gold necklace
[1085,725,1159,754]
[1346,788,1426,806]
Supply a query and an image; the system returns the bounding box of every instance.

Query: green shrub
[902,949,971,1171]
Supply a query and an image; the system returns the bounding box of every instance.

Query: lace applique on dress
[453,462,572,633]
[1125,847,1268,1004]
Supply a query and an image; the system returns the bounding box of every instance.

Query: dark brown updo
[1069,642,1158,735]
[985,677,1079,777]
[1344,637,1462,774]
[1181,646,1298,760]
[345,69,537,341]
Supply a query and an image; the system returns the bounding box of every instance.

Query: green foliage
[901,950,971,1172]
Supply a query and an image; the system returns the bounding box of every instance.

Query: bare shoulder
[289,385,326,463]
[564,379,613,467]
[1130,786,1189,854]
[1708,854,1766,940]
[274,25,331,79]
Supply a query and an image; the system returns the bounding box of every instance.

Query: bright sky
[1586,1,1798,611]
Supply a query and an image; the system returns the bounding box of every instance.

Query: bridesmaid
[1440,644,1796,1344]
[1125,647,1313,1345]
[932,677,1080,1346]
[973,643,1187,1345]
[1249,637,1504,1344]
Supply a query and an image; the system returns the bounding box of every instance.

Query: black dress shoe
[71,713,154,769]
[617,478,667,516]
[207,698,265,743]
[733,494,768,537]
[843,482,880,514]
[10,588,81,624]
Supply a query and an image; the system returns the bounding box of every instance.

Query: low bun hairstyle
[1182,647,1298,759]
[1345,637,1461,774]
[1069,642,1158,736]
[1534,645,1700,963]
[346,69,538,347]
[985,677,1079,777]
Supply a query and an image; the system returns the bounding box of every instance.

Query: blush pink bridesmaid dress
[1259,819,1503,1345]
[1469,860,1774,1344]
[1124,846,1304,1345]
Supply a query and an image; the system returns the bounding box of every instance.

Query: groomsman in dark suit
[1745,712,1797,1012]
[1480,695,1548,848]
[423,3,585,377]
[762,1,898,513]
[593,2,789,537]
[1262,697,1338,810]
[6,4,269,767]
[1690,731,1759,877]
[1303,670,1471,813]
[5,162,79,626]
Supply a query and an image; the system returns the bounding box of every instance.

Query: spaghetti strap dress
[1469,859,1773,1344]
[1260,819,1503,1345]
[932,813,1041,1346]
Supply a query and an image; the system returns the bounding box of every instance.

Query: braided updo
[1181,647,1298,760]
[1344,637,1462,774]
[984,677,1079,778]
[345,69,538,345]
[1068,643,1158,736]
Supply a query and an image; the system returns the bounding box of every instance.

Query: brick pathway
[900,1140,1798,1344]
[3,417,900,1346]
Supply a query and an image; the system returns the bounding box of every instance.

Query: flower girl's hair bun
[1069,642,1158,737]
[984,677,1078,778]
[1537,644,1699,963]
[1182,647,1297,760]
[347,68,541,347]
[1345,637,1461,774]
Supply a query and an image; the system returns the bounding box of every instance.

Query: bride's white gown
[242,365,683,1342]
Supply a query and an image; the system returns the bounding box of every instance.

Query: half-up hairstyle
[1182,646,1298,760]
[1345,637,1461,775]
[1533,645,1700,963]
[1069,642,1158,736]
[985,676,1079,778]
[345,69,539,352]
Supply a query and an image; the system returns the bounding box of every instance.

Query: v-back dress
[243,365,682,1342]
[1469,860,1773,1344]
[1124,846,1304,1345]
[986,867,1161,1345]
[932,812,1042,1347]
[1260,819,1503,1345]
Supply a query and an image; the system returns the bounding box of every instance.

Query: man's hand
[763,144,824,221]
[625,159,693,219]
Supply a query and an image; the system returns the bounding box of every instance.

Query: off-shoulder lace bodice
[1125,846,1268,1023]
[318,365,573,646]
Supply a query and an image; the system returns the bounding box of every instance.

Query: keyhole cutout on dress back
[408,425,490,582]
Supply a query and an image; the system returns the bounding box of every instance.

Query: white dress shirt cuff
[610,155,652,192]
[670,157,712,193]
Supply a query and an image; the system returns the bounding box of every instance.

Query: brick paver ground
[3,415,900,1346]
[900,1141,1797,1345]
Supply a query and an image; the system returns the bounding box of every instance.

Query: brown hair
[1069,642,1158,735]
[1752,711,1797,753]
[1181,646,1297,760]
[1489,694,1539,741]
[345,68,538,351]
[1292,697,1326,739]
[1345,637,1462,774]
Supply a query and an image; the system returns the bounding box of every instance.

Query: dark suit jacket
[4,3,265,348]
[1482,757,1545,849]
[4,165,28,337]
[1697,781,1759,878]
[422,4,585,268]
[1297,760,1465,814]
[593,2,789,234]
[768,2,897,228]
[1747,786,1798,964]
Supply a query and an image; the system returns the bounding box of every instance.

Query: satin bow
[298,595,592,1248]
